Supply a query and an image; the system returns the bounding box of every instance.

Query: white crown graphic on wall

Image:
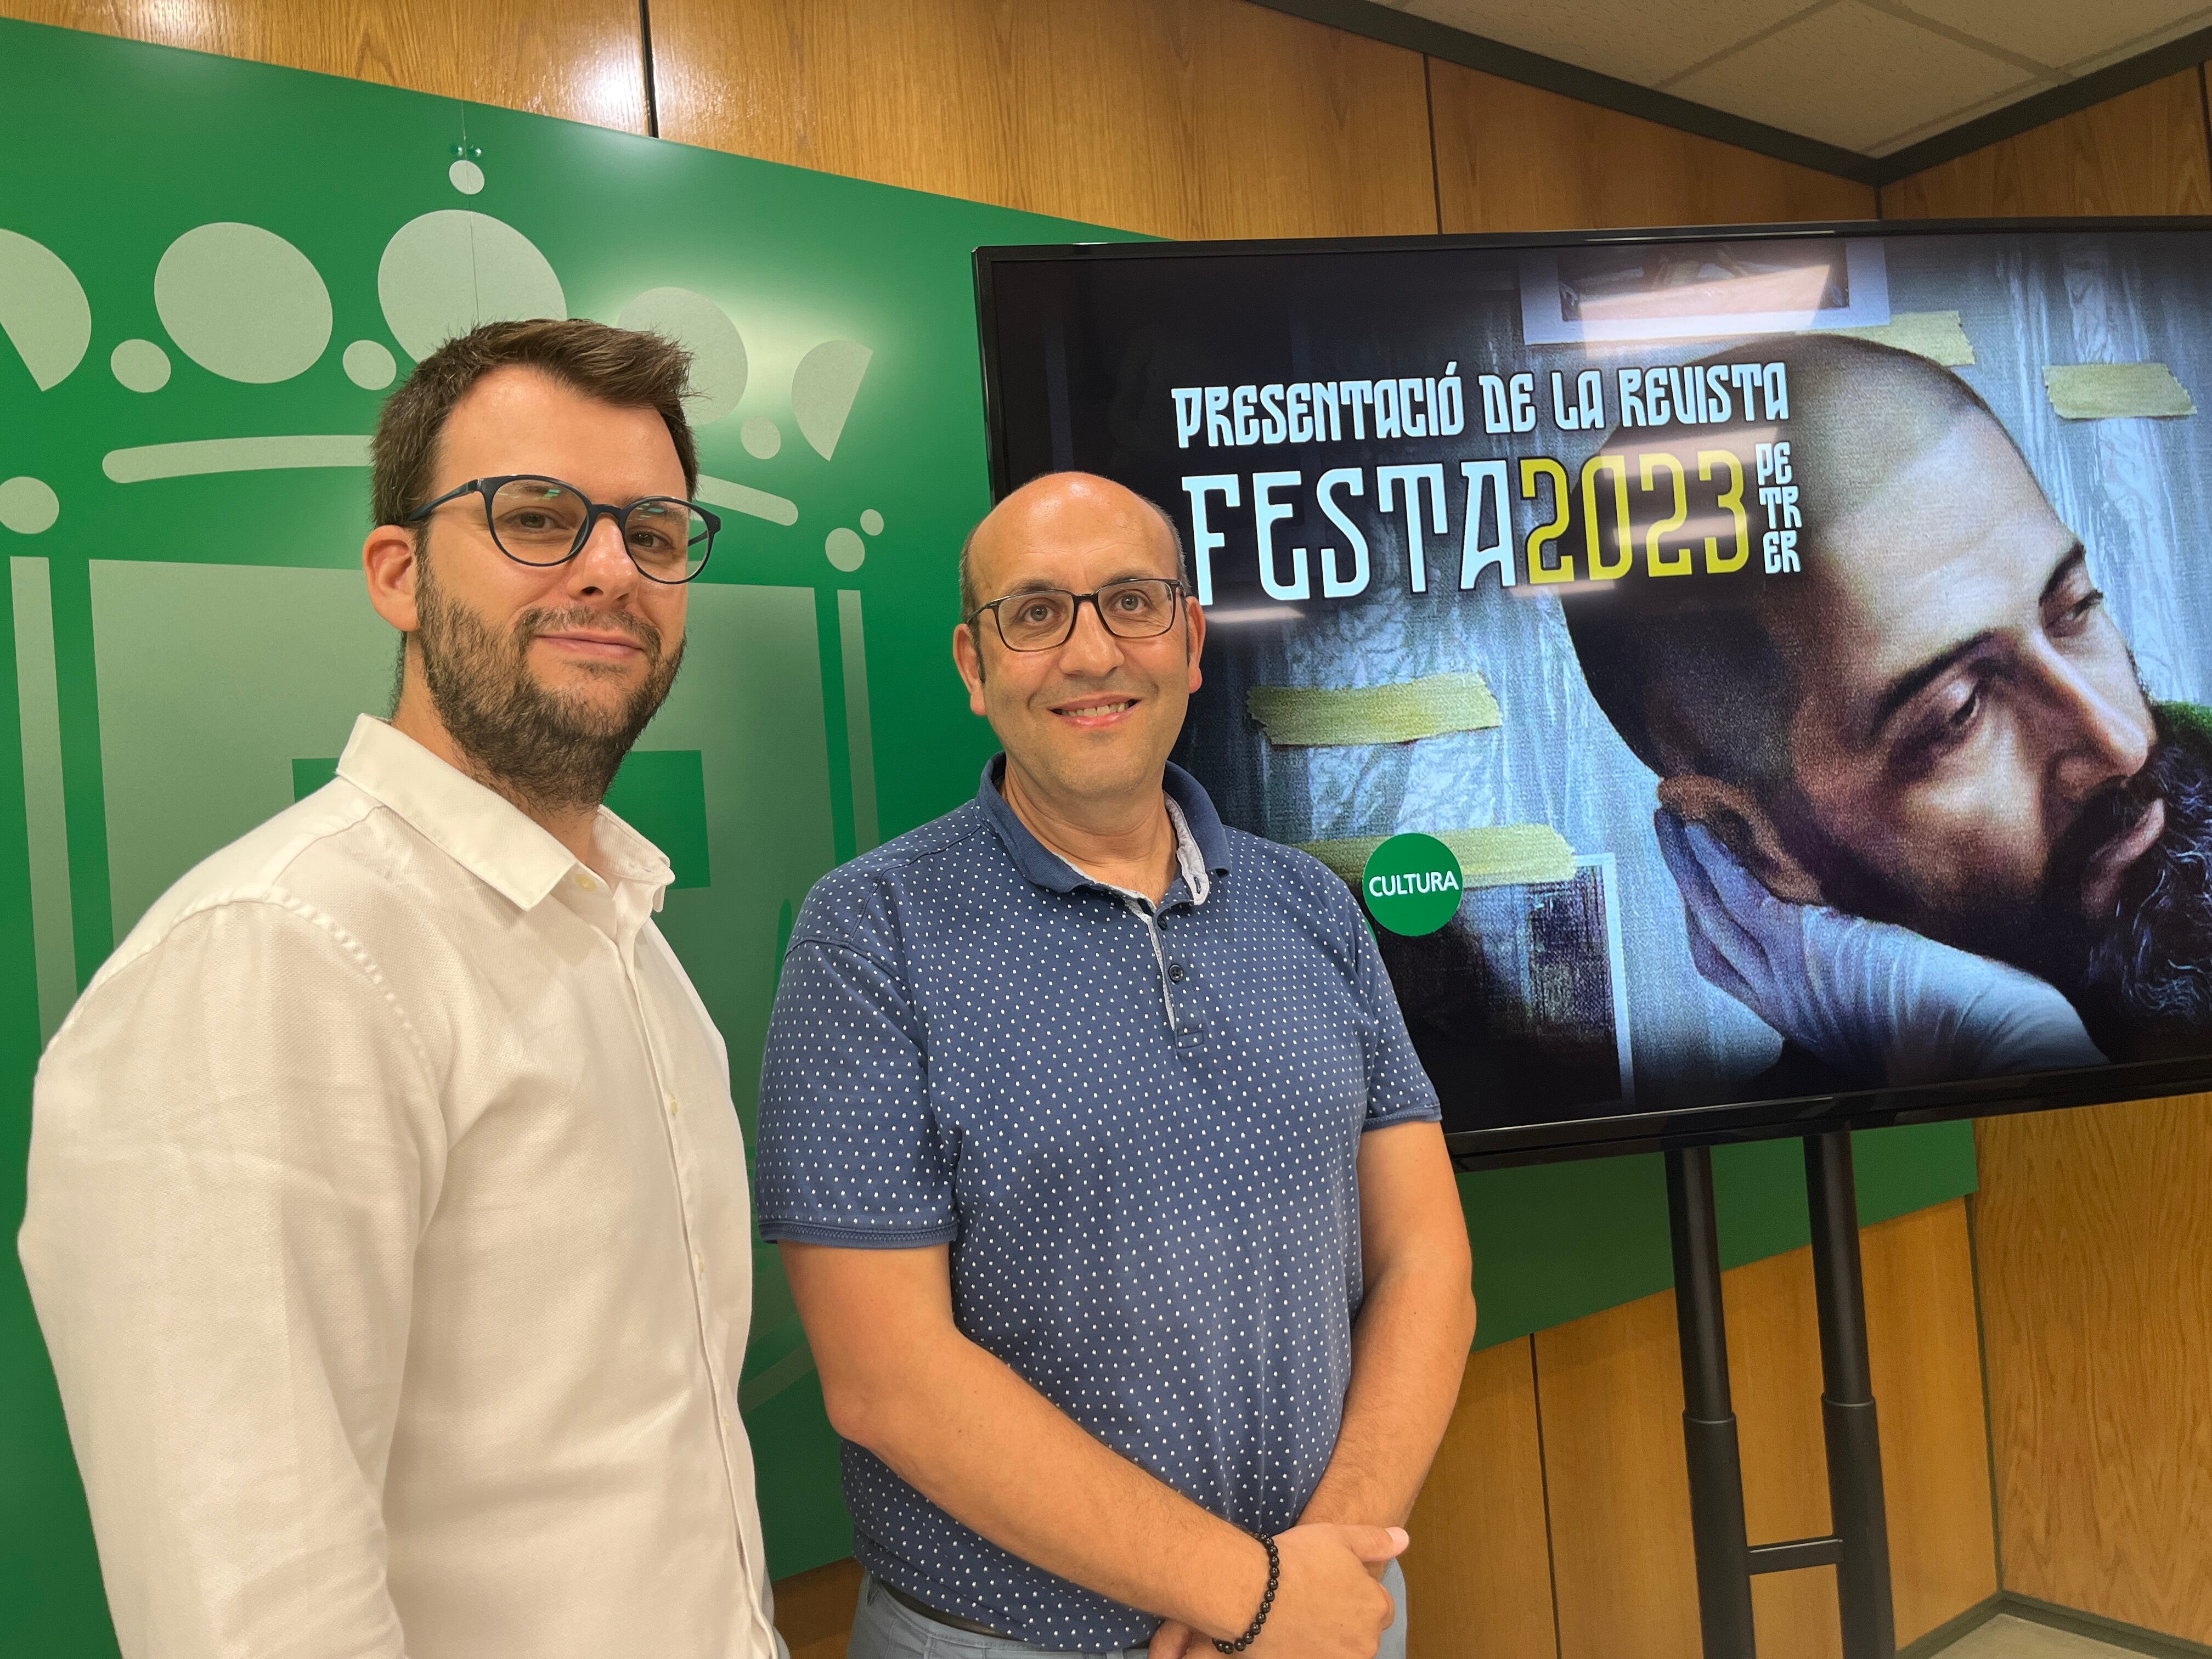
[1,158,884,572]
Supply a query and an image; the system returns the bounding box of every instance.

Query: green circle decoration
[1361,832,1464,936]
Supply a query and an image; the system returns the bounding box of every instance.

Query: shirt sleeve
[17,898,441,1659]
[754,934,956,1248]
[1350,911,1444,1130]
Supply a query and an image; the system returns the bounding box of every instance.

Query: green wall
[0,19,1974,1654]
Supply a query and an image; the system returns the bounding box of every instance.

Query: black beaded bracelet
[1212,1532,1280,1654]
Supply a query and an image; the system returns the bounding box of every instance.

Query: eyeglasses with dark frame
[967,578,1190,652]
[405,474,722,584]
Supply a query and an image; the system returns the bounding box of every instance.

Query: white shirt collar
[1163,795,1211,907]
[334,714,673,915]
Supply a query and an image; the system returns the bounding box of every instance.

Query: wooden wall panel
[1403,1338,1558,1659]
[1883,64,2212,1647]
[648,0,1438,240]
[1974,1099,2212,1643]
[1429,62,1874,234]
[1534,1283,1704,1659]
[0,0,647,129]
[1878,69,2212,218]
[1537,1200,1994,1659]
[1729,1249,1842,1659]
[775,1557,865,1659]
[1534,1249,1839,1659]
[1862,1200,2000,1643]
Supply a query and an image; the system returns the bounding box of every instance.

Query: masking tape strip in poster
[1828,310,1975,366]
[1248,670,1501,747]
[1297,823,1576,890]
[2043,362,2196,420]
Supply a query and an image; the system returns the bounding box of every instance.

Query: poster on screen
[983,230,2212,1132]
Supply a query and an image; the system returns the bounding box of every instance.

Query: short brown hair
[369,318,698,528]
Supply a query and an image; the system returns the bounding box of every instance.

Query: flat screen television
[973,220,2212,1165]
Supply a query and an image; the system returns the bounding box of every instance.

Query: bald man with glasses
[757,472,1477,1659]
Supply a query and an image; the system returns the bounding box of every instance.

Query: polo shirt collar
[336,714,673,913]
[975,754,1232,896]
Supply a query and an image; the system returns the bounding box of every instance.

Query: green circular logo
[1361,832,1464,936]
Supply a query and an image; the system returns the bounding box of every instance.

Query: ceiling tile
[2064,9,2212,73]
[1667,1,2044,152]
[1899,0,2212,72]
[1864,80,2049,154]
[1390,0,1816,88]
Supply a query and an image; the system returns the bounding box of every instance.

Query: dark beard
[2027,714,2212,1062]
[414,550,683,821]
[1786,709,2212,1064]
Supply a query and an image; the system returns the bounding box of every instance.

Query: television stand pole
[1663,1133,1897,1659]
[1666,1144,1758,1659]
[1806,1131,1897,1659]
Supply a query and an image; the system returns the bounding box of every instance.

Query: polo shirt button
[1168,962,1185,982]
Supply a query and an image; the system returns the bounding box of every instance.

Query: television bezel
[971,216,2212,1169]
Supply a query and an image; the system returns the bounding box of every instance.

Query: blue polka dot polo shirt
[754,757,1441,1651]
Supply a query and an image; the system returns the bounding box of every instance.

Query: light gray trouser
[847,1559,1409,1659]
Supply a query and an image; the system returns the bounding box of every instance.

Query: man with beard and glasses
[1559,331,2212,1089]
[19,319,785,1659]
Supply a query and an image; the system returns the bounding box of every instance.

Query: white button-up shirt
[19,715,780,1659]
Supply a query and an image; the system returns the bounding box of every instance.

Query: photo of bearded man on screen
[1561,333,2212,1089]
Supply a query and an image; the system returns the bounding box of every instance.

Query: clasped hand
[1147,1522,1407,1659]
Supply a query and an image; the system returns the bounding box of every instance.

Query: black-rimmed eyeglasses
[967,578,1188,652]
[406,475,721,584]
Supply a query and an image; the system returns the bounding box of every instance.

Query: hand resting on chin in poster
[1655,810,2105,1082]
[1564,334,2212,1084]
